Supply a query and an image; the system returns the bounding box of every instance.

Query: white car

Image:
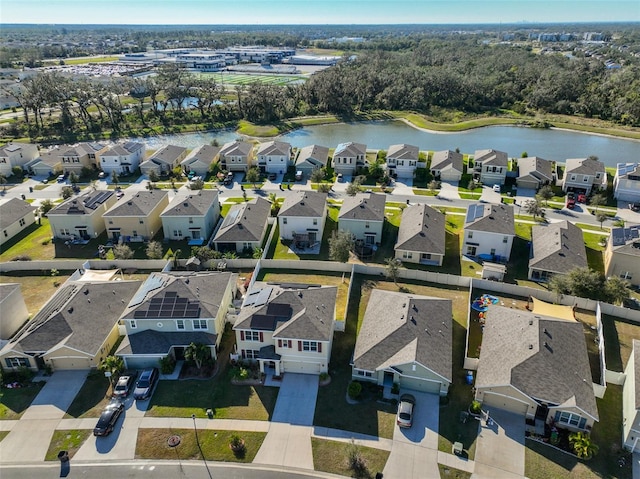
[492,184,501,193]
[396,393,416,428]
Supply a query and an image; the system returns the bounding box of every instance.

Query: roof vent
[529,319,533,325]
[298,291,303,297]
[528,344,533,349]
[184,203,188,207]
[68,307,74,314]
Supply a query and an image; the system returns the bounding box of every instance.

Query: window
[365,222,370,229]
[243,349,259,360]
[244,331,261,342]
[313,219,318,225]
[302,341,318,352]
[60,228,71,236]
[555,411,587,429]
[108,220,113,225]
[130,320,137,329]
[283,217,287,224]
[188,218,193,224]
[3,230,6,237]
[173,230,183,238]
[583,176,589,182]
[5,357,30,368]
[243,242,252,250]
[468,232,473,239]
[139,220,144,224]
[132,231,138,237]
[356,369,373,378]
[193,319,207,330]
[278,339,292,348]
[177,320,184,330]
[490,248,496,255]
[570,174,577,181]
[19,218,25,227]
[503,236,508,243]
[402,251,413,259]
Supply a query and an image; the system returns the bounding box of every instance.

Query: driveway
[271,373,319,426]
[383,391,440,479]
[472,408,525,479]
[439,181,460,200]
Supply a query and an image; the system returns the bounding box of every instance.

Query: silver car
[397,393,416,428]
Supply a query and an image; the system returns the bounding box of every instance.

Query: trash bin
[21,194,26,200]
[29,186,33,193]
[57,450,69,462]
[207,408,213,419]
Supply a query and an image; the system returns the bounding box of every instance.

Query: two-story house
[604,226,640,285]
[181,144,221,177]
[212,197,270,253]
[25,149,61,177]
[0,142,39,177]
[462,203,515,262]
[516,156,554,190]
[97,141,145,176]
[394,203,446,266]
[473,149,508,186]
[59,143,107,174]
[562,157,607,195]
[338,192,385,246]
[295,145,329,179]
[430,150,463,182]
[140,145,188,176]
[277,191,327,246]
[102,190,169,242]
[387,144,420,179]
[219,140,254,173]
[161,190,220,245]
[0,198,36,248]
[333,142,367,177]
[117,271,237,369]
[48,190,117,241]
[528,221,587,281]
[614,163,640,203]
[256,140,292,175]
[233,282,337,375]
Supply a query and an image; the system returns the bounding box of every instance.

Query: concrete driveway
[472,408,525,479]
[383,392,440,479]
[271,373,319,426]
[439,181,461,200]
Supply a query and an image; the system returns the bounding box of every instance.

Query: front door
[174,347,185,360]
[308,231,317,243]
[77,229,87,239]
[365,235,375,245]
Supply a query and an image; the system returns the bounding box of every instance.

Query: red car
[566,193,576,209]
[577,194,587,203]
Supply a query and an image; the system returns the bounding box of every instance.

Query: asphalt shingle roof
[213,197,270,243]
[430,150,463,172]
[464,203,515,236]
[529,221,587,275]
[257,141,291,157]
[338,193,385,222]
[334,142,366,157]
[147,145,187,166]
[103,190,168,217]
[395,204,446,255]
[0,198,35,229]
[565,158,605,176]
[278,191,327,217]
[220,140,253,157]
[181,145,220,167]
[49,190,114,216]
[117,330,217,355]
[517,156,553,183]
[474,149,508,167]
[161,190,219,217]
[387,144,419,161]
[296,145,329,167]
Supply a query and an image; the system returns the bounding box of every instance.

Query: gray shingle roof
[117,330,217,355]
[0,198,35,229]
[49,190,114,216]
[565,158,605,176]
[278,191,327,218]
[257,140,291,156]
[103,190,168,217]
[609,226,640,257]
[476,306,598,421]
[181,145,220,167]
[430,150,463,172]
[234,283,337,342]
[213,197,270,243]
[464,203,515,236]
[339,193,385,222]
[296,145,329,167]
[161,190,219,217]
[101,142,143,157]
[517,157,553,183]
[353,290,452,382]
[387,144,419,161]
[334,142,366,157]
[148,145,187,166]
[529,221,587,275]
[220,140,253,157]
[395,204,445,255]
[474,149,508,167]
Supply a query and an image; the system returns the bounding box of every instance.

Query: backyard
[0,272,73,315]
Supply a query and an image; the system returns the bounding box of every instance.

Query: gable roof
[234,283,337,342]
[529,221,587,274]
[213,197,270,243]
[0,198,35,229]
[476,306,598,421]
[278,191,327,218]
[296,145,329,167]
[257,140,291,157]
[616,163,640,181]
[49,190,114,216]
[609,226,640,257]
[103,190,168,217]
[339,193,385,222]
[219,140,253,157]
[147,145,187,166]
[430,150,463,172]
[387,144,419,161]
[5,279,141,356]
[181,144,220,167]
[474,149,508,167]
[334,142,366,157]
[161,190,219,217]
[353,290,452,382]
[0,142,36,157]
[464,203,515,236]
[565,158,605,176]
[395,204,446,255]
[517,156,554,183]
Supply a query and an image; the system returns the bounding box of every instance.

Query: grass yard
[45,430,92,461]
[311,438,390,478]
[438,464,473,479]
[601,314,640,372]
[0,272,72,316]
[136,428,266,463]
[0,218,54,261]
[197,71,306,87]
[0,431,9,442]
[64,372,110,418]
[0,382,44,420]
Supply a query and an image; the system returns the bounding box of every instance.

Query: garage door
[282,361,320,375]
[401,377,441,394]
[51,357,91,370]
[124,356,161,370]
[482,392,529,415]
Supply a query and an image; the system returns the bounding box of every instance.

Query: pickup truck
[566,192,576,209]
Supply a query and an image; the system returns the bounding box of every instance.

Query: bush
[229,434,246,458]
[347,439,369,477]
[348,381,362,399]
[470,400,482,414]
[159,355,176,374]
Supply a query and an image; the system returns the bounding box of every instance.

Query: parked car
[337,173,344,183]
[57,174,66,183]
[98,171,106,179]
[133,367,159,400]
[93,401,124,436]
[492,184,501,193]
[577,193,587,203]
[396,393,416,428]
[112,372,137,399]
[295,170,303,181]
[566,192,576,209]
[268,173,277,181]
[630,203,640,212]
[223,172,234,185]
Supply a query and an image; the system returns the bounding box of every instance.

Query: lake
[132,120,639,168]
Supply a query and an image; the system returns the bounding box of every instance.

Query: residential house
[0,278,141,371]
[212,197,270,253]
[430,150,463,182]
[181,144,220,177]
[59,142,107,174]
[462,203,515,262]
[516,156,554,190]
[473,149,508,186]
[256,140,292,175]
[233,282,337,375]
[161,190,220,244]
[614,163,640,202]
[277,191,327,246]
[475,306,599,432]
[219,140,254,173]
[394,204,446,266]
[338,192,385,246]
[48,190,117,240]
[604,226,640,285]
[623,340,640,452]
[295,145,329,179]
[102,190,169,242]
[562,157,607,195]
[97,141,145,176]
[117,271,237,369]
[387,144,420,179]
[352,289,452,396]
[25,149,62,177]
[528,221,587,281]
[0,142,39,177]
[0,284,29,341]
[139,145,188,176]
[0,198,36,248]
[333,142,367,176]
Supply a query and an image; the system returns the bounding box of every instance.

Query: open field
[196,72,306,86]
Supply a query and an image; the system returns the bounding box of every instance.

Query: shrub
[229,434,246,458]
[159,355,176,374]
[348,381,362,399]
[470,400,482,414]
[319,372,329,382]
[346,439,369,477]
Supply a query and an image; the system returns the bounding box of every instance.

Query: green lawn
[0,382,44,420]
[0,431,9,442]
[65,372,110,418]
[0,218,54,261]
[438,464,473,479]
[311,438,390,478]
[45,430,92,461]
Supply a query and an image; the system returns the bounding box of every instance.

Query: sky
[1,0,639,25]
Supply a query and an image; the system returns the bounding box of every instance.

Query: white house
[47,190,117,240]
[562,157,607,195]
[277,191,327,246]
[623,340,640,452]
[614,163,640,203]
[430,150,463,182]
[333,142,366,176]
[97,141,145,176]
[473,149,508,185]
[161,190,220,245]
[25,149,61,177]
[0,142,39,177]
[0,198,36,248]
[462,203,515,262]
[219,140,254,173]
[338,192,385,246]
[394,203,446,266]
[181,144,220,177]
[212,197,270,253]
[256,141,292,174]
[387,144,420,179]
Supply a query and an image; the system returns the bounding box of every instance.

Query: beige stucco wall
[339,218,383,244]
[0,210,36,247]
[0,285,29,340]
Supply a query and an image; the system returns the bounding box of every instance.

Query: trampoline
[471,294,500,312]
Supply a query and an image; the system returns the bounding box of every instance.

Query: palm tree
[99,355,124,389]
[569,431,599,460]
[184,342,209,369]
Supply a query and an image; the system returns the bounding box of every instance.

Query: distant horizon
[1,1,639,25]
